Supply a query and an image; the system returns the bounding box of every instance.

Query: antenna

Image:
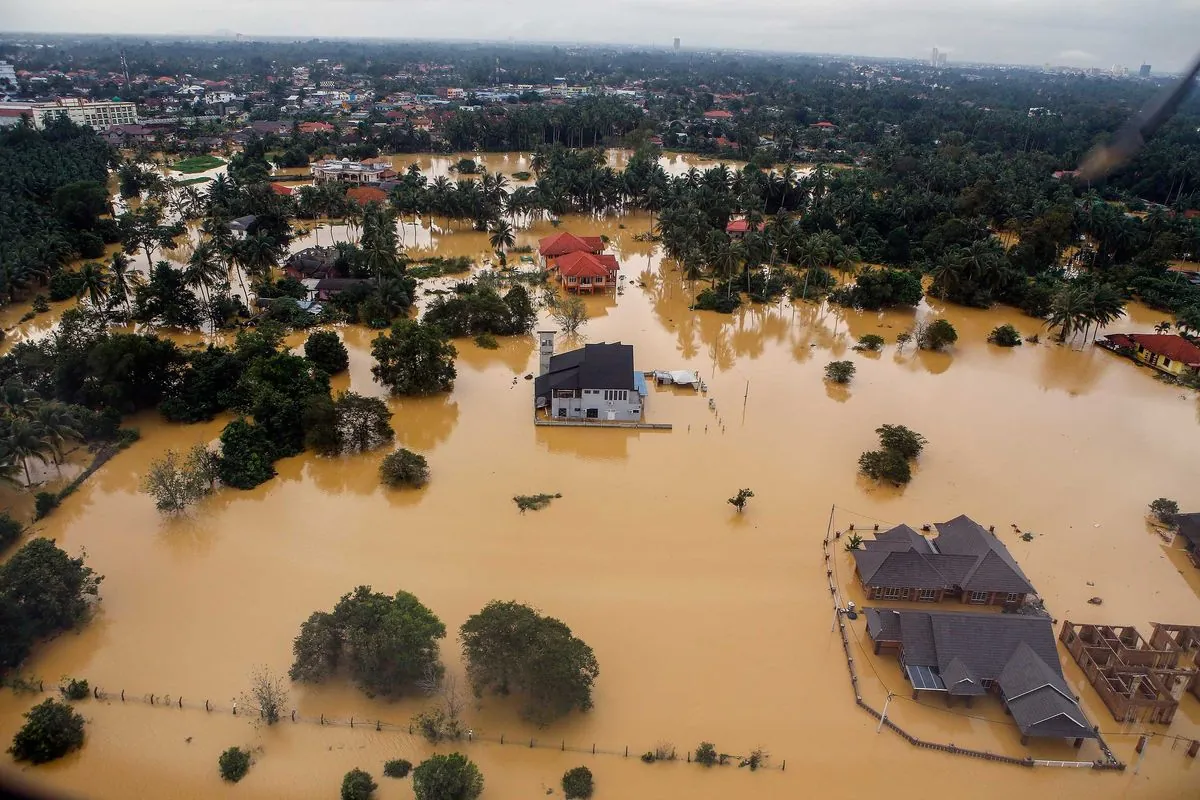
[119,49,131,90]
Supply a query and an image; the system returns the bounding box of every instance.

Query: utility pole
[119,49,131,91]
[877,693,895,733]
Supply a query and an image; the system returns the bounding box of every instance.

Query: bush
[59,678,89,701]
[473,332,498,349]
[855,334,885,351]
[693,287,741,313]
[875,424,927,459]
[987,324,1022,347]
[140,444,217,512]
[727,488,754,512]
[858,449,912,485]
[383,758,413,778]
[513,492,560,512]
[830,268,922,309]
[412,753,484,800]
[218,746,252,783]
[1150,498,1180,525]
[342,768,377,800]
[34,491,60,520]
[0,512,21,552]
[217,420,277,490]
[380,449,429,488]
[917,318,958,350]
[824,360,856,384]
[695,742,718,766]
[48,271,84,302]
[32,295,50,314]
[562,766,594,799]
[8,699,85,764]
[304,330,350,375]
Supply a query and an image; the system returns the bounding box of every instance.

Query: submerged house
[851,515,1035,607]
[1174,513,1200,568]
[866,609,1097,746]
[554,251,620,294]
[1100,333,1200,377]
[284,246,339,280]
[533,335,646,421]
[538,231,604,267]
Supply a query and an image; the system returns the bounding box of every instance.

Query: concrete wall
[550,389,641,421]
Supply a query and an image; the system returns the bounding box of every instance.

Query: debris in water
[524,374,533,380]
[513,493,562,513]
[1088,597,1103,605]
[1086,581,1094,586]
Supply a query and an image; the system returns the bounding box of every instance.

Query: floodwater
[4,212,1200,800]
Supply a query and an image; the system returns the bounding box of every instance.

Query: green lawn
[169,155,226,174]
[172,176,212,187]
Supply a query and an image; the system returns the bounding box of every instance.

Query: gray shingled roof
[534,343,635,400]
[863,609,1095,739]
[1176,513,1200,549]
[852,516,1035,597]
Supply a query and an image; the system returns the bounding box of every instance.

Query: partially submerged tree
[727,488,754,513]
[306,391,395,456]
[987,324,1023,347]
[824,361,856,384]
[241,666,288,726]
[304,330,350,375]
[854,334,885,352]
[216,419,276,490]
[916,318,958,351]
[380,449,429,488]
[844,533,864,551]
[694,742,719,766]
[562,766,594,799]
[8,699,85,764]
[341,768,378,800]
[412,753,484,800]
[875,425,927,460]
[1149,498,1180,526]
[383,759,413,778]
[858,449,913,485]
[140,444,218,512]
[549,294,588,335]
[290,586,446,697]
[371,320,457,396]
[218,746,252,783]
[460,600,599,725]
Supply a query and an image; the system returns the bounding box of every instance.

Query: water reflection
[534,426,643,460]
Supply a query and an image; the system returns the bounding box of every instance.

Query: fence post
[291,710,295,722]
[530,738,534,748]
[93,686,99,699]
[121,690,124,702]
[376,720,381,732]
[150,694,155,705]
[624,746,628,758]
[178,697,183,709]
[501,734,504,745]
[592,744,595,755]
[687,751,691,763]
[782,759,786,772]
[205,700,210,712]
[320,714,324,725]
[351,717,354,729]
[561,740,565,751]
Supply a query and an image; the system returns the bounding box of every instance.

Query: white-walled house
[534,336,646,422]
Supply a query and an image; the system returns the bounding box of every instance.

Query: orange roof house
[703,110,734,120]
[1102,333,1200,376]
[299,121,335,134]
[538,232,604,259]
[345,186,389,206]
[269,183,295,196]
[552,252,620,294]
[725,218,765,236]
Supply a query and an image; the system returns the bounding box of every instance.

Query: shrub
[383,759,413,778]
[511,171,532,181]
[413,707,462,743]
[727,488,754,513]
[32,295,50,314]
[858,449,912,485]
[987,324,1022,347]
[562,766,594,799]
[380,449,429,488]
[59,678,89,701]
[693,287,741,313]
[695,742,718,766]
[48,271,84,302]
[304,330,350,375]
[830,268,922,309]
[855,334,885,351]
[341,768,377,800]
[0,512,21,552]
[640,751,656,763]
[824,360,856,384]
[216,420,276,490]
[513,492,560,512]
[844,533,864,552]
[218,746,252,783]
[8,699,85,764]
[140,444,218,512]
[917,318,958,350]
[473,332,498,349]
[1150,498,1180,525]
[875,424,927,459]
[34,492,60,520]
[412,753,483,800]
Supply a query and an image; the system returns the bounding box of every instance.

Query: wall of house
[550,388,641,421]
[561,275,610,293]
[1135,347,1189,376]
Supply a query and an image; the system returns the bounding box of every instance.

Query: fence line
[42,684,785,772]
[821,516,1127,772]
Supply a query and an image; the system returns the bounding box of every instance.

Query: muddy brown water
[2,199,1200,799]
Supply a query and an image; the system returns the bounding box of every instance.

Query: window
[586,408,598,419]
[981,679,994,689]
[1005,592,1023,604]
[881,587,905,601]
[1164,358,1172,367]
[918,589,938,602]
[557,408,566,418]
[969,591,989,604]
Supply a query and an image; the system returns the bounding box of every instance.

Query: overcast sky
[5,0,1199,72]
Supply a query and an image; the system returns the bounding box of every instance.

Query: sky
[4,0,1199,72]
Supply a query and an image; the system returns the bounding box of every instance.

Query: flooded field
[3,202,1200,799]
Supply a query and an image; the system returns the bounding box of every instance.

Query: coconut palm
[1045,283,1091,342]
[185,240,224,307]
[235,231,279,282]
[106,252,141,316]
[33,402,81,470]
[75,261,110,314]
[1154,321,1173,335]
[5,417,56,485]
[488,220,516,267]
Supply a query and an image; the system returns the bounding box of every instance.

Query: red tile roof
[299,121,335,133]
[269,183,295,196]
[554,251,618,279]
[811,121,836,129]
[703,110,733,119]
[1124,334,1200,366]
[538,232,604,257]
[725,219,765,234]
[345,186,388,206]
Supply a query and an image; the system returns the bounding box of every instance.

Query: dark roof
[314,278,370,290]
[864,608,1094,739]
[229,215,257,231]
[1175,513,1200,548]
[852,516,1034,596]
[533,343,635,399]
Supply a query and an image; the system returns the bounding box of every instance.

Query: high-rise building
[938,52,948,67]
[673,37,680,53]
[0,98,138,130]
[1139,64,1152,77]
[931,47,939,67]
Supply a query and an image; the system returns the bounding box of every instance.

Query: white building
[0,61,17,91]
[310,157,396,184]
[1,98,138,130]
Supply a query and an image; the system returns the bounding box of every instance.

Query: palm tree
[236,231,279,283]
[6,417,56,486]
[106,252,141,317]
[1046,284,1090,343]
[1154,321,1173,335]
[33,403,80,471]
[75,261,110,315]
[488,220,516,267]
[185,240,223,307]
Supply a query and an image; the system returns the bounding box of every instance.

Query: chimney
[538,330,555,376]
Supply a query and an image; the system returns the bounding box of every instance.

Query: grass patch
[169,155,226,174]
[172,176,212,187]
